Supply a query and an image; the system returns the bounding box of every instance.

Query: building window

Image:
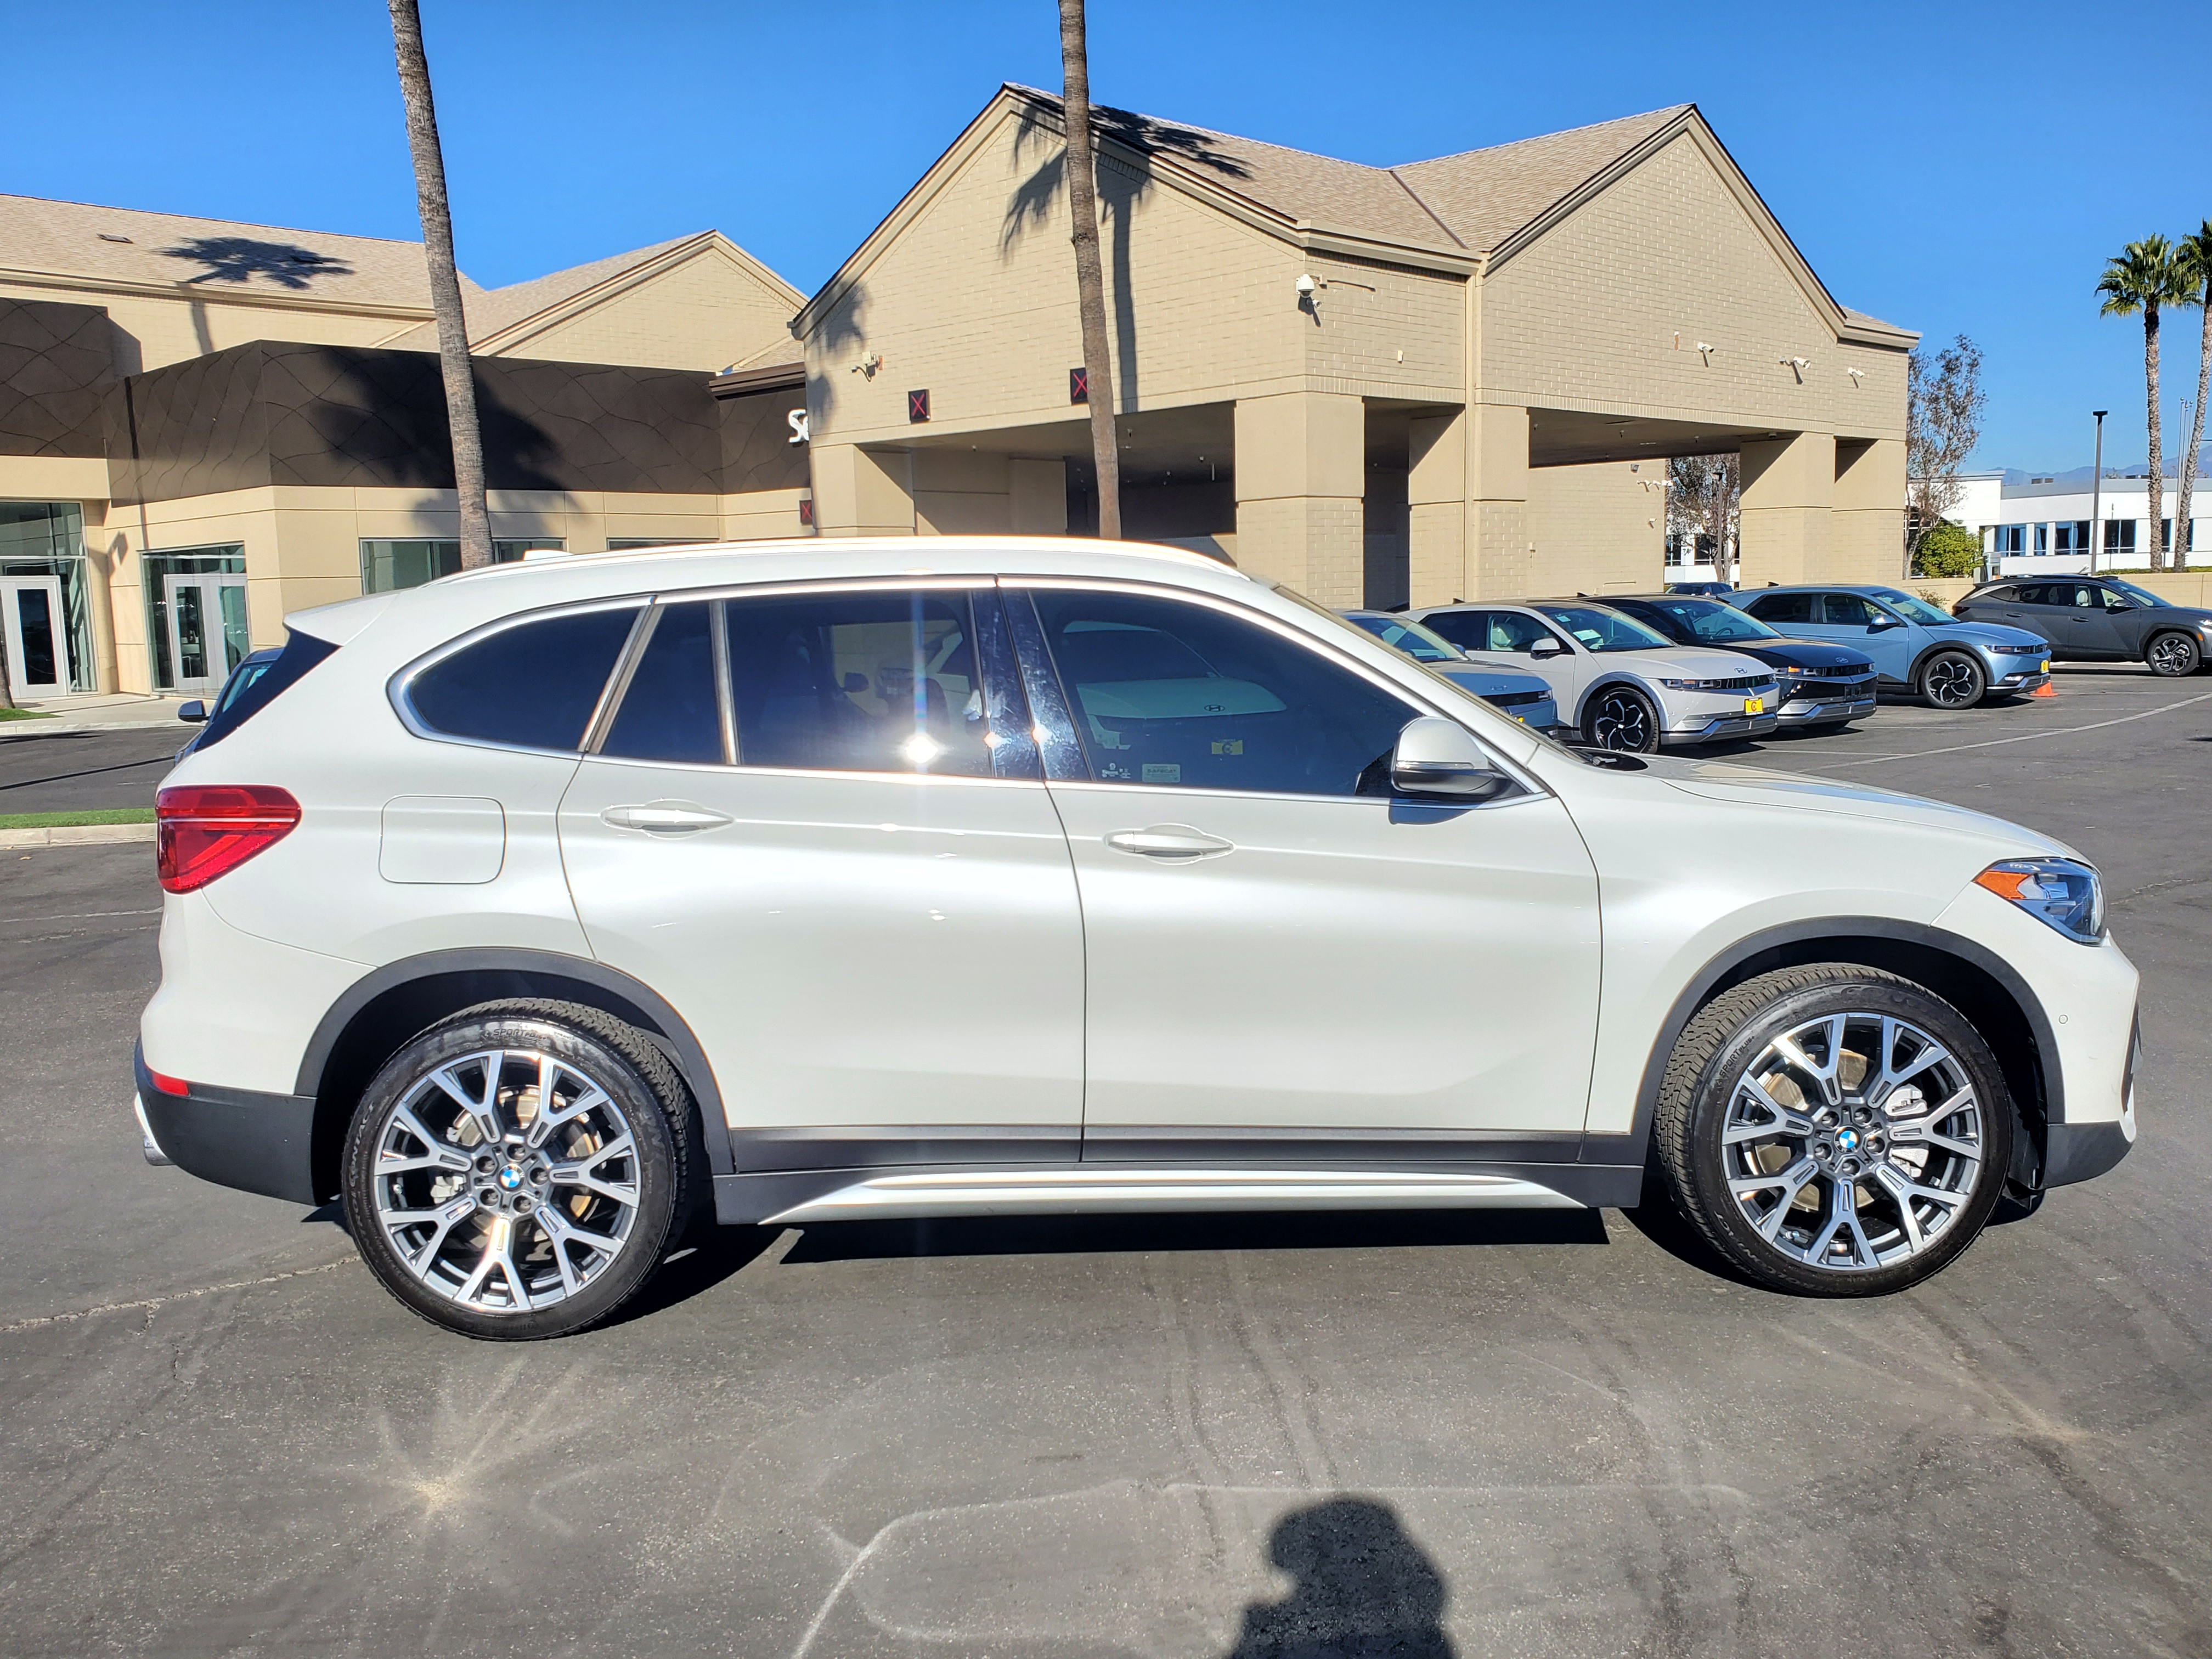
[2033,523,2049,554]
[0,501,96,692]
[606,537,712,551]
[2101,520,2137,558]
[142,545,247,691]
[2052,520,2091,554]
[1991,524,2026,554]
[358,539,561,593]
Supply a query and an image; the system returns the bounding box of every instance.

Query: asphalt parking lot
[2,665,2208,1658]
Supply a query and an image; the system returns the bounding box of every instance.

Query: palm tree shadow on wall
[286,346,565,495]
[810,280,872,437]
[1223,1497,1455,1658]
[158,237,357,291]
[1004,105,1252,416]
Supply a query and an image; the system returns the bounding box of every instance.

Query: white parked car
[1408,599,1780,751]
[137,538,2139,1338]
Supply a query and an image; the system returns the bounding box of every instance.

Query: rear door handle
[1104,825,1235,860]
[602,802,732,835]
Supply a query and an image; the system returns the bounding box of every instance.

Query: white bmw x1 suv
[136,539,2140,1339]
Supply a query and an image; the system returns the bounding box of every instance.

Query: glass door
[2,577,67,699]
[164,575,250,693]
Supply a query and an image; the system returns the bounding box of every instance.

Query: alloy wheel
[367,1048,642,1313]
[1588,689,1656,752]
[1722,1011,1984,1272]
[1921,654,1983,708]
[2146,633,2199,677]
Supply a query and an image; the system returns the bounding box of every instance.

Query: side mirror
[177,700,207,724]
[1529,637,1569,659]
[1869,616,1902,631]
[2106,600,2134,613]
[1391,717,1509,800]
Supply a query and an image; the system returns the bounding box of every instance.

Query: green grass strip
[0,707,55,721]
[0,807,157,829]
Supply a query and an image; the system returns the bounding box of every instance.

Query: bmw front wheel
[342,1000,694,1339]
[1652,966,2013,1296]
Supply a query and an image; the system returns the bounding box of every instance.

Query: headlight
[1991,643,2045,656]
[1659,677,1732,691]
[1973,857,2104,943]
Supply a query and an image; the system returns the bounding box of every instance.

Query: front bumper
[1774,692,1877,726]
[1991,666,2052,693]
[132,1043,321,1206]
[1662,710,1780,744]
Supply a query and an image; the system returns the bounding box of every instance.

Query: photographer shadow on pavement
[1223,1496,1455,1658]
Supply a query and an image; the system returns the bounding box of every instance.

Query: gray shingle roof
[1004,88,1691,256]
[0,193,481,309]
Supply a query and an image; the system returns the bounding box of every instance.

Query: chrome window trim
[387,596,650,759]
[582,601,668,755]
[1006,575,1549,807]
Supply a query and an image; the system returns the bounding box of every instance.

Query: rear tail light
[156,785,301,893]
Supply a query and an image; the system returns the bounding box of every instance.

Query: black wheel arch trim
[1605,916,2067,1175]
[293,947,732,1178]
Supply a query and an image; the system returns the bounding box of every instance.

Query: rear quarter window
[404,605,642,752]
[193,635,336,750]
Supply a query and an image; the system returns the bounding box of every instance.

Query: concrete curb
[0,822,157,849]
[1,720,190,738]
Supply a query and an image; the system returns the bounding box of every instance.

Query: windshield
[2104,577,2169,608]
[1871,589,1959,627]
[1639,599,1780,645]
[1345,613,1465,662]
[1532,603,1672,653]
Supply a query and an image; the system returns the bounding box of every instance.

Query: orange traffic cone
[2031,680,2057,698]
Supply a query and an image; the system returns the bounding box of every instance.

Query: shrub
[1914,522,1982,578]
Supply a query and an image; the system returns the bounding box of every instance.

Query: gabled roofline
[464,230,808,358]
[1480,105,1916,349]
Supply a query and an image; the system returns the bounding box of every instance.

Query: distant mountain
[2001,444,2210,486]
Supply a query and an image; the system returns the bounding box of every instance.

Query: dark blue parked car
[1604,595,1877,730]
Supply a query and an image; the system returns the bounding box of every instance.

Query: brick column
[1233,391,1364,604]
[809,444,913,537]
[1407,409,1465,606]
[1737,431,1834,587]
[1466,402,1530,599]
[1831,437,1905,583]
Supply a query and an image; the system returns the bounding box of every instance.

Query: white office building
[1948,469,2208,574]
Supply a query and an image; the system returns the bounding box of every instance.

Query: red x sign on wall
[1069,366,1089,404]
[908,388,930,423]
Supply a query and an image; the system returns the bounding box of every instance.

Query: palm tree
[387,0,493,569]
[1058,0,1121,538]
[2176,221,2212,568]
[2097,235,2190,569]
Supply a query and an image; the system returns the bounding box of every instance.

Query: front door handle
[602,802,732,835]
[1104,825,1235,860]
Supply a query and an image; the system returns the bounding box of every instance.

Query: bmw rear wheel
[1652,966,2013,1296]
[342,1001,693,1339]
[1584,686,1661,753]
[1916,650,1987,709]
[2145,631,2201,677]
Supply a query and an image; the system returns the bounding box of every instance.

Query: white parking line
[1817,690,2212,769]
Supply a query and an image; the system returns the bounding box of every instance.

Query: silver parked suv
[138,539,2140,1337]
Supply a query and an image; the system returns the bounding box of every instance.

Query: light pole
[2089,410,2107,572]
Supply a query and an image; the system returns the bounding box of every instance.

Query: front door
[165,575,249,692]
[2049,583,2128,658]
[556,583,1086,1181]
[1011,583,1602,1161]
[1,577,66,699]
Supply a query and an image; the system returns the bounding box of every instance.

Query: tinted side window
[1481,611,1559,652]
[1747,593,1817,626]
[725,589,993,776]
[408,605,640,751]
[602,601,721,764]
[1419,610,1486,651]
[1029,589,1418,796]
[1820,594,1883,627]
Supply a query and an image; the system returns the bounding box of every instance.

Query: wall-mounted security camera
[1295,273,1320,297]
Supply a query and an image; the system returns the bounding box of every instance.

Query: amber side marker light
[1972,867,2034,901]
[156,785,301,894]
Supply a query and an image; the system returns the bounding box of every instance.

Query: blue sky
[11,1,2211,471]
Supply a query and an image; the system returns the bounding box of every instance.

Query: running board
[719,1166,1592,1226]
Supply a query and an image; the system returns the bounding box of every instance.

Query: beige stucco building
[795,87,1914,610]
[2,91,1912,702]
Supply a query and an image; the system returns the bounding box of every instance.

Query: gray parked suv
[1955,575,2212,677]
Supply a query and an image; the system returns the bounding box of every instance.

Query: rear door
[557,583,1085,1176]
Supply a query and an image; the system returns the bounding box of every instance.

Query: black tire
[1651,965,2014,1296]
[1915,649,1987,709]
[342,999,695,1340]
[2144,630,2202,678]
[1583,684,1662,752]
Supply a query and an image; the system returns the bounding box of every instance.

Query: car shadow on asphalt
[777,1205,1609,1265]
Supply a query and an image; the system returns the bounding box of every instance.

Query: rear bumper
[132,1043,320,1206]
